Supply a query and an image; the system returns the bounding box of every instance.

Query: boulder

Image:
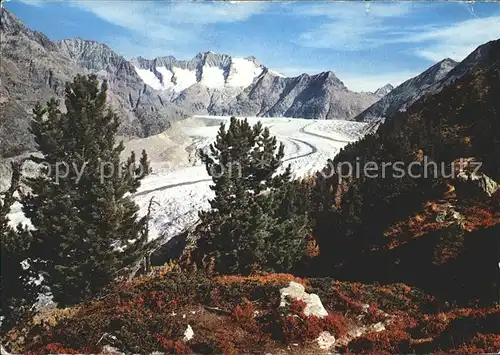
[371,322,386,332]
[316,331,336,350]
[1,345,12,355]
[102,345,124,355]
[280,281,328,318]
[183,324,194,341]
[457,170,499,197]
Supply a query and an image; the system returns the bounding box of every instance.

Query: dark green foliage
[194,117,308,274]
[1,161,39,331]
[312,63,500,271]
[20,74,151,307]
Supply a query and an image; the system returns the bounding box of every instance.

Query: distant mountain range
[0,8,383,156]
[129,49,382,120]
[355,39,500,123]
[0,7,498,158]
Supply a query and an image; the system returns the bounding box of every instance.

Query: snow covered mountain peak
[131,52,267,93]
[374,84,394,97]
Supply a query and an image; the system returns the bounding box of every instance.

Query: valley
[128,116,367,241]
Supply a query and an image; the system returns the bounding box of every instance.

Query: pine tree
[194,117,306,274]
[21,74,151,307]
[1,161,39,331]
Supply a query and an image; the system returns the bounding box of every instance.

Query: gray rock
[183,324,194,341]
[457,170,499,197]
[1,345,12,355]
[316,331,336,350]
[475,174,499,197]
[371,322,386,332]
[280,281,328,318]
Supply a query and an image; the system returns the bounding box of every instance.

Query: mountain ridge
[355,39,500,123]
[0,6,383,159]
[354,58,459,122]
[4,7,494,158]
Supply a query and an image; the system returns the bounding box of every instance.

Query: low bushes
[275,297,348,345]
[6,271,498,354]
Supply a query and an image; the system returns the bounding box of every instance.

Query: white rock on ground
[102,345,124,354]
[183,324,194,341]
[371,322,386,332]
[316,331,336,350]
[280,281,328,318]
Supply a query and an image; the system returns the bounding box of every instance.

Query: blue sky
[5,0,500,91]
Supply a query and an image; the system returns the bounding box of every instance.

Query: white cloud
[295,3,412,50]
[72,1,266,43]
[16,0,45,6]
[66,1,267,59]
[296,2,500,63]
[405,16,500,61]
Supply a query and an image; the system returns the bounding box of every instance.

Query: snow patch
[134,67,163,91]
[200,65,225,88]
[134,66,197,92]
[226,58,263,87]
[171,67,197,91]
[268,69,285,77]
[156,66,175,90]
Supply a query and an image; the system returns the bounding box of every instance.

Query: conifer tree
[21,74,151,307]
[1,161,39,330]
[194,117,306,274]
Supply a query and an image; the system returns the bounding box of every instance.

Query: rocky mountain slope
[132,54,380,120]
[0,8,190,157]
[374,84,394,98]
[355,39,500,122]
[207,70,380,120]
[0,8,384,157]
[354,58,458,122]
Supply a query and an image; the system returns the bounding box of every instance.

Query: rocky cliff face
[208,70,379,120]
[355,58,459,122]
[130,51,379,120]
[0,9,188,156]
[355,39,500,123]
[374,84,394,98]
[0,7,388,157]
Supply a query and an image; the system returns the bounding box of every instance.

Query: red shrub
[214,330,238,355]
[366,303,386,324]
[288,298,307,315]
[155,334,191,354]
[44,343,79,354]
[278,298,349,344]
[231,298,262,334]
[446,333,500,354]
[418,313,450,337]
[231,298,255,323]
[324,313,349,338]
